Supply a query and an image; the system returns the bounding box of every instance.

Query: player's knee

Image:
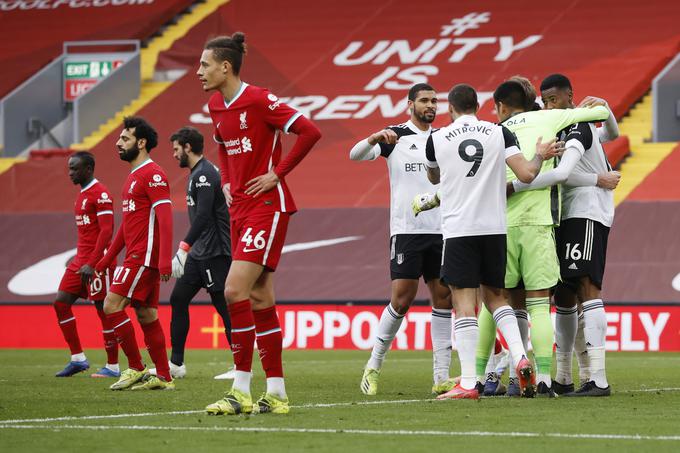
[578,276,601,301]
[224,285,247,303]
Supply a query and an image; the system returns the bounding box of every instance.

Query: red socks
[107,310,144,371]
[228,300,256,372]
[254,306,284,378]
[54,301,82,355]
[96,308,119,365]
[494,338,503,355]
[141,319,171,382]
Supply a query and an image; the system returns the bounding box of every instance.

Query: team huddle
[353,76,619,399]
[51,32,618,413]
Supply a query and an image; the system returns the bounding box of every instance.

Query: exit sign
[63,60,123,101]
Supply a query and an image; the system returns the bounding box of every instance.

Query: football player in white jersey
[510,74,620,396]
[427,84,561,399]
[350,83,455,396]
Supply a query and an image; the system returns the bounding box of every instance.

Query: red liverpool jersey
[120,159,171,269]
[69,179,114,271]
[209,83,302,219]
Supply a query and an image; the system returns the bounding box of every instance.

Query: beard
[415,109,435,124]
[119,143,140,162]
[179,152,189,168]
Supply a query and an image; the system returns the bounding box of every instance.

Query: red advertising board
[1,304,678,351]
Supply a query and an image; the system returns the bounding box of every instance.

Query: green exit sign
[64,60,122,79]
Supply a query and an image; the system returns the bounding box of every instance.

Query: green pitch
[1,349,679,452]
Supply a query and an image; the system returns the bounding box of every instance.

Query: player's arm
[349,128,398,161]
[512,123,590,192]
[552,105,610,131]
[145,174,173,280]
[80,210,114,284]
[172,171,217,278]
[424,134,440,184]
[505,127,560,183]
[245,92,322,196]
[565,171,621,189]
[96,224,124,272]
[578,96,620,143]
[213,130,233,207]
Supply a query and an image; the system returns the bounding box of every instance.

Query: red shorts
[58,267,111,301]
[231,212,290,271]
[109,262,160,308]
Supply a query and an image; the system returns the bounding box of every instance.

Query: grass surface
[1,349,679,452]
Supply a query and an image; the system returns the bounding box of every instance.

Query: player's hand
[160,272,171,282]
[367,129,398,146]
[534,136,561,161]
[596,171,621,190]
[172,249,188,279]
[245,170,279,197]
[95,256,111,274]
[222,183,232,207]
[578,96,608,108]
[76,264,95,285]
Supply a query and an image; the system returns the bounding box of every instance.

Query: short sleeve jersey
[376,120,441,236]
[559,122,615,227]
[69,179,114,271]
[426,115,521,239]
[120,159,171,268]
[186,158,231,260]
[209,82,302,220]
[502,105,610,227]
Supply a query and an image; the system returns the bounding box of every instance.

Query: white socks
[266,377,287,398]
[493,306,527,372]
[431,308,452,385]
[555,305,578,385]
[575,312,590,383]
[232,370,252,394]
[582,299,608,388]
[454,317,478,390]
[367,304,404,370]
[72,353,86,362]
[106,363,120,372]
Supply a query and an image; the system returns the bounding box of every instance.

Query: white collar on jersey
[223,82,249,109]
[80,178,98,193]
[406,119,432,135]
[453,114,479,125]
[131,158,153,174]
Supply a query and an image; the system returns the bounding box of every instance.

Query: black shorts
[555,218,609,289]
[178,255,231,293]
[441,234,506,289]
[390,234,443,282]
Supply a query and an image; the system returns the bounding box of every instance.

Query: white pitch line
[2,388,679,426]
[0,399,429,425]
[0,424,679,442]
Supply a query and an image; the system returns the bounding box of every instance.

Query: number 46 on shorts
[241,227,267,252]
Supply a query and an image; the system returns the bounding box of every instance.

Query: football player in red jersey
[96,116,175,391]
[54,151,119,378]
[198,32,321,415]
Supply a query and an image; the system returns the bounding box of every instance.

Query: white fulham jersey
[426,115,521,239]
[375,120,441,236]
[560,122,615,227]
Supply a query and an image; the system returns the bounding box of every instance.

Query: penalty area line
[0,424,679,441]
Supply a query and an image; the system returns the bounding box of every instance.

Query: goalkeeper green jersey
[503,106,609,227]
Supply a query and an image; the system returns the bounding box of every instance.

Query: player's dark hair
[408,83,435,101]
[70,151,95,171]
[540,73,572,92]
[493,81,529,110]
[205,32,247,75]
[448,84,478,113]
[170,126,204,155]
[509,75,538,111]
[123,116,158,151]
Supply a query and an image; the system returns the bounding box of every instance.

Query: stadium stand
[0,0,195,99]
[1,0,680,310]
